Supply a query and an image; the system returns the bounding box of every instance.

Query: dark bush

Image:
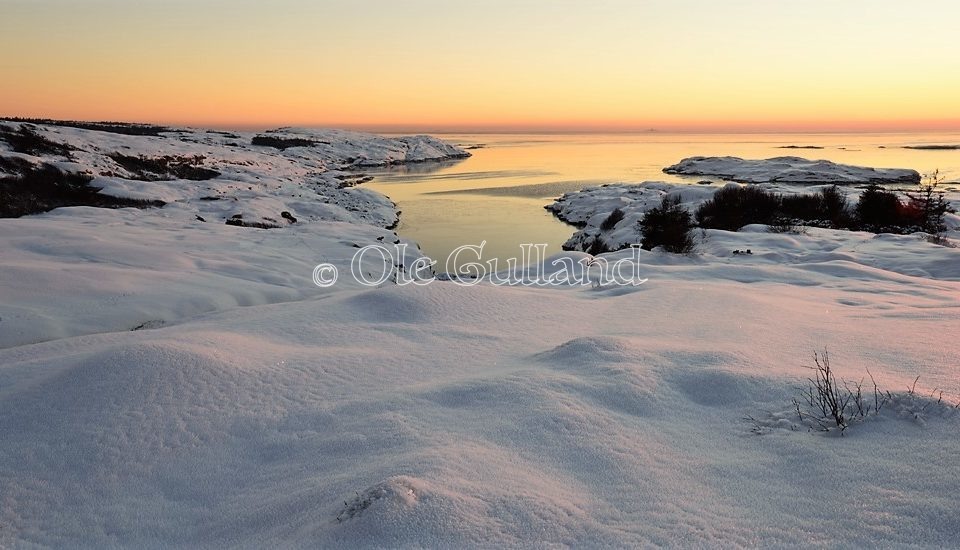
[819,185,851,228]
[695,185,852,232]
[854,184,917,232]
[251,135,319,150]
[0,161,164,217]
[695,186,780,231]
[779,186,851,229]
[779,193,823,221]
[599,207,625,231]
[640,195,695,253]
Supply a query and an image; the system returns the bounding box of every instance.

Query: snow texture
[1,122,960,548]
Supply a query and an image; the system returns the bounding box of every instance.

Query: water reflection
[375,169,557,184]
[366,157,467,176]
[424,180,611,198]
[364,132,960,272]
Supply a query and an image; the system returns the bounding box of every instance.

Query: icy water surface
[364,132,960,270]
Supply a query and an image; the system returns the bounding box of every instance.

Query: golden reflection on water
[365,133,960,270]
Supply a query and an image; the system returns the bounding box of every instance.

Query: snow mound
[335,476,420,523]
[1,271,959,546]
[663,156,921,185]
[668,368,764,407]
[532,335,638,365]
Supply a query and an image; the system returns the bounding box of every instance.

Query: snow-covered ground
[1,122,959,547]
[664,156,922,185]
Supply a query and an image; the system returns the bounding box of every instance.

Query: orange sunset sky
[2,0,959,132]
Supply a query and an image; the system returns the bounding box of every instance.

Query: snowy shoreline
[2,122,960,547]
[0,120,469,348]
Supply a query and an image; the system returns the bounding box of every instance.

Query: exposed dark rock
[224,215,280,229]
[0,160,165,217]
[0,124,75,157]
[251,135,324,150]
[1,117,172,136]
[108,153,220,181]
[903,145,960,151]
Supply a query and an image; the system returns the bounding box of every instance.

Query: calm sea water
[364,133,960,269]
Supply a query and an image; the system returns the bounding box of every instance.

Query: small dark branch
[908,376,921,395]
[866,368,887,414]
[933,389,943,404]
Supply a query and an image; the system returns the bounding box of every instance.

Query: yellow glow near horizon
[2,0,959,131]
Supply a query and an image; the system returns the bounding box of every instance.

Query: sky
[1,0,959,132]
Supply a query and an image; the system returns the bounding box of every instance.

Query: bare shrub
[793,349,888,434]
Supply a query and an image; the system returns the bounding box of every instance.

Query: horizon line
[4,115,960,135]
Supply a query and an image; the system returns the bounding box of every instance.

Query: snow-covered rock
[663,156,921,185]
[0,121,469,229]
[251,127,470,167]
[545,182,717,251]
